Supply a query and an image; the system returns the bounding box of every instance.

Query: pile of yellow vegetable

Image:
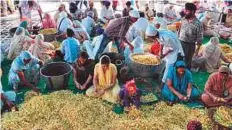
[141,93,157,102]
[225,53,232,62]
[220,44,232,54]
[39,28,57,35]
[51,41,61,50]
[214,106,232,128]
[132,53,161,65]
[1,91,214,130]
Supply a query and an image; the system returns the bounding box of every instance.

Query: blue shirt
[167,67,193,93]
[61,37,80,63]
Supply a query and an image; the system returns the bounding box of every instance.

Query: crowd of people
[1,1,232,123]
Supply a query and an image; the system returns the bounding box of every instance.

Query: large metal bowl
[129,53,165,78]
[40,62,72,90]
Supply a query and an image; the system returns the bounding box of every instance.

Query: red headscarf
[125,79,137,96]
[42,13,56,29]
[150,39,161,56]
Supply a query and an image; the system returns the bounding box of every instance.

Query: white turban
[146,24,157,36]
[129,10,140,18]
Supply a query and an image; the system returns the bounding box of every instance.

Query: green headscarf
[19,21,30,36]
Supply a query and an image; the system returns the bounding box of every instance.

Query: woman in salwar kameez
[28,34,55,63]
[86,55,120,103]
[7,27,34,60]
[8,51,43,92]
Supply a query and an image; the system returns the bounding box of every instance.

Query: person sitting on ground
[18,20,35,38]
[8,51,43,93]
[69,2,82,21]
[84,1,98,22]
[144,3,154,20]
[1,69,17,112]
[7,27,35,60]
[225,8,232,27]
[163,4,177,23]
[122,1,133,17]
[81,11,96,36]
[200,11,218,37]
[161,61,201,104]
[28,34,55,63]
[42,13,56,29]
[54,4,69,22]
[86,55,120,103]
[192,37,231,73]
[119,79,141,109]
[100,1,114,24]
[56,11,73,39]
[201,66,232,107]
[60,28,80,64]
[73,51,95,90]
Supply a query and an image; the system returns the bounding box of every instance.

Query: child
[119,79,141,109]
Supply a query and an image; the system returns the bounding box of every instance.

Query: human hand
[178,94,188,101]
[6,101,15,108]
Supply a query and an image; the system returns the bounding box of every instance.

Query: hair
[67,28,74,37]
[187,120,202,130]
[80,51,89,59]
[185,3,196,12]
[101,56,110,64]
[104,1,111,6]
[126,1,131,6]
[139,11,145,17]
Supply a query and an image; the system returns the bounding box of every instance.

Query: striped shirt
[179,17,203,44]
[104,17,131,40]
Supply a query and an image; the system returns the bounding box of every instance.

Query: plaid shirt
[104,17,131,40]
[179,17,203,44]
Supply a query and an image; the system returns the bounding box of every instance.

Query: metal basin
[129,53,165,78]
[40,62,72,90]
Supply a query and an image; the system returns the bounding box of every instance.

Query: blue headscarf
[168,61,193,93]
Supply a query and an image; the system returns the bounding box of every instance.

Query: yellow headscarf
[95,55,117,89]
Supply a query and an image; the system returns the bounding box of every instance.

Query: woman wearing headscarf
[86,55,120,103]
[192,37,230,73]
[7,27,35,60]
[124,36,144,65]
[28,34,55,63]
[8,51,43,92]
[19,20,35,38]
[42,13,56,29]
[161,61,201,104]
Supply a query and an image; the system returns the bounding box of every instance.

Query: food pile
[225,53,232,62]
[51,41,61,50]
[39,28,57,35]
[141,93,157,102]
[214,106,232,128]
[132,53,161,65]
[220,44,232,54]
[1,91,214,130]
[24,91,41,101]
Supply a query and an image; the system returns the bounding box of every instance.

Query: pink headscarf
[42,13,56,29]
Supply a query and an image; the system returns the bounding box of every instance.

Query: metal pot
[40,62,72,90]
[129,53,165,78]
